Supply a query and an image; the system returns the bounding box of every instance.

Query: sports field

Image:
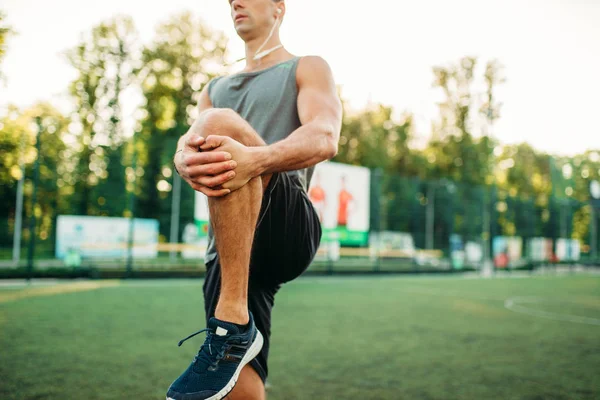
[1,274,599,400]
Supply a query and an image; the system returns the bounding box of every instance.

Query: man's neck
[243,34,286,71]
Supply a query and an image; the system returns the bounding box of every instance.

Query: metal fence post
[126,134,137,278]
[26,117,42,281]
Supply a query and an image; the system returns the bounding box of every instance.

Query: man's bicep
[297,56,342,129]
[198,82,213,113]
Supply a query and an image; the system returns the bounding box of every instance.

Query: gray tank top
[204,56,314,263]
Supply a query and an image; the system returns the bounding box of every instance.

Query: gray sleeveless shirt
[204,56,314,263]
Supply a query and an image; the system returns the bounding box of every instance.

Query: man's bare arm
[253,56,342,175]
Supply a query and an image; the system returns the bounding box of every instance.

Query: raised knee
[199,108,244,141]
[202,108,237,124]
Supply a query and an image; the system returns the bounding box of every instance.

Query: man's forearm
[254,119,339,176]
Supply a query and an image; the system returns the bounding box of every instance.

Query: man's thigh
[196,108,266,148]
[251,172,323,286]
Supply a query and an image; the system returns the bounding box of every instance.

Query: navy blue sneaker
[166,313,264,400]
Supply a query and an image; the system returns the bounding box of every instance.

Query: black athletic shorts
[202,171,322,383]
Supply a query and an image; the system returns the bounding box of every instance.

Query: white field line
[504,296,600,326]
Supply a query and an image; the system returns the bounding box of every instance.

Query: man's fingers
[188,160,238,178]
[183,151,232,168]
[185,135,205,148]
[200,135,227,151]
[196,171,236,188]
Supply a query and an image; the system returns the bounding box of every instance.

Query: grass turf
[0,274,599,400]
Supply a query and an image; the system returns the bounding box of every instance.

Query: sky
[1,0,599,156]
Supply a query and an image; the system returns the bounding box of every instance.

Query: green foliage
[335,104,413,173]
[0,10,13,78]
[135,11,228,238]
[1,13,598,257]
[427,57,498,185]
[0,103,70,252]
[65,15,140,216]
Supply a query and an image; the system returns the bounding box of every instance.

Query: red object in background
[494,252,509,268]
[337,189,353,227]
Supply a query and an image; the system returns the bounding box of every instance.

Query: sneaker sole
[167,329,264,400]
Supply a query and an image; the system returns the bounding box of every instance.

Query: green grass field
[1,274,599,400]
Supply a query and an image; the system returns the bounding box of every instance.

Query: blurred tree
[0,106,33,249]
[422,57,504,251]
[334,103,414,172]
[136,11,228,239]
[334,103,419,235]
[0,103,70,255]
[429,57,499,186]
[0,10,13,80]
[494,143,552,237]
[480,59,504,137]
[66,16,140,217]
[558,151,600,246]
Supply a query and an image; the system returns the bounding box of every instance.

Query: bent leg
[191,108,272,189]
[192,108,271,324]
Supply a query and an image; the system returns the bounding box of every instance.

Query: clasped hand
[174,133,259,197]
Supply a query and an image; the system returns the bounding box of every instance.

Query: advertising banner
[56,215,159,259]
[493,236,523,268]
[555,239,581,261]
[193,161,371,250]
[528,237,555,262]
[308,161,371,246]
[465,241,483,265]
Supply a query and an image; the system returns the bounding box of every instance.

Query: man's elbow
[313,117,340,160]
[321,134,339,160]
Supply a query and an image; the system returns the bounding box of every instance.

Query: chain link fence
[1,166,598,279]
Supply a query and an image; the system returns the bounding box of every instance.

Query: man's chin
[234,21,249,31]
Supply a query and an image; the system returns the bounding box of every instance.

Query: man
[337,175,354,228]
[166,1,342,399]
[308,172,327,222]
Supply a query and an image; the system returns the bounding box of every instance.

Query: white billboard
[56,215,159,259]
[194,161,371,248]
[308,161,370,246]
[556,239,581,261]
[192,191,211,259]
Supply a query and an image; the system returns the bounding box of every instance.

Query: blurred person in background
[336,175,354,229]
[308,171,327,222]
[168,0,342,399]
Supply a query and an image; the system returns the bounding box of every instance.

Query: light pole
[126,134,137,278]
[425,182,435,250]
[26,117,42,281]
[169,172,182,261]
[483,107,497,277]
[591,207,597,260]
[12,128,27,266]
[590,180,600,260]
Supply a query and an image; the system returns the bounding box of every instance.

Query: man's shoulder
[297,55,332,72]
[296,55,334,85]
